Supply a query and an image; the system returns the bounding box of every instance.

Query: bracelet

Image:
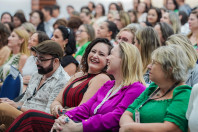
[17,106,22,111]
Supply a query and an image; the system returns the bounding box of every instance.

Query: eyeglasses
[76,29,87,34]
[33,56,55,63]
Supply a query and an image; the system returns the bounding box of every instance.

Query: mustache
[37,65,43,68]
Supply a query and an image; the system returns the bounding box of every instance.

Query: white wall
[0,0,31,20]
[0,0,197,21]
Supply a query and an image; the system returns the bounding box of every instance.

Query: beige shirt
[19,65,70,113]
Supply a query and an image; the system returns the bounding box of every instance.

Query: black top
[61,55,79,68]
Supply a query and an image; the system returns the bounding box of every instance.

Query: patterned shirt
[19,65,70,113]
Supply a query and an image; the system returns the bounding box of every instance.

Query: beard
[37,61,54,75]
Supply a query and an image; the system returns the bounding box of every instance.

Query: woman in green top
[74,24,95,63]
[120,45,191,132]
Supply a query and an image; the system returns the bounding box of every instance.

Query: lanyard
[137,81,180,111]
[27,78,48,101]
[94,84,122,114]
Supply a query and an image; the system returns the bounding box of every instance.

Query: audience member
[128,9,138,23]
[52,5,64,19]
[80,9,93,25]
[22,31,50,87]
[13,12,27,28]
[8,41,146,132]
[114,11,131,30]
[186,83,198,132]
[107,10,118,22]
[0,40,70,130]
[137,2,148,23]
[146,7,162,27]
[166,34,198,87]
[135,27,161,83]
[179,10,190,35]
[3,22,14,32]
[133,0,140,11]
[74,24,95,62]
[120,44,191,132]
[166,0,179,13]
[0,23,11,66]
[88,1,95,14]
[154,22,174,45]
[41,6,56,37]
[53,18,67,29]
[117,1,124,11]
[29,10,45,32]
[160,11,181,33]
[66,5,75,20]
[0,28,30,81]
[20,22,36,36]
[67,16,83,35]
[144,0,153,9]
[187,10,198,50]
[1,12,13,23]
[116,26,137,44]
[176,0,191,15]
[108,2,121,12]
[51,26,78,76]
[96,20,119,44]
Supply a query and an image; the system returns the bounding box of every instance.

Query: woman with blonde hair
[160,11,181,34]
[0,28,29,81]
[134,27,161,83]
[116,26,137,44]
[120,44,191,132]
[7,41,146,132]
[166,34,198,87]
[114,11,131,30]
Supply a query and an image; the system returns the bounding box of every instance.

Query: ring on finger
[65,117,70,123]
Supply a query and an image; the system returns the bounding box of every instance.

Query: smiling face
[106,45,121,75]
[28,33,39,49]
[147,9,158,25]
[87,42,109,74]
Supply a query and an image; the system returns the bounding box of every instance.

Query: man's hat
[31,40,63,58]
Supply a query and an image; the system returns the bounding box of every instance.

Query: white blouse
[186,83,198,132]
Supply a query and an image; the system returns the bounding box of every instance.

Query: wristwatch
[17,106,22,111]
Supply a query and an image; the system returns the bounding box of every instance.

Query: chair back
[0,66,23,99]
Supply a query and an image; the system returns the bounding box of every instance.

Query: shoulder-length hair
[152,45,189,82]
[81,38,112,73]
[135,27,161,73]
[166,34,198,69]
[119,42,146,86]
[14,28,30,56]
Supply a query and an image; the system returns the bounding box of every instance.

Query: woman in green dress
[120,44,191,132]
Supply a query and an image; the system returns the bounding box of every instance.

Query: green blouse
[74,41,91,58]
[127,82,191,132]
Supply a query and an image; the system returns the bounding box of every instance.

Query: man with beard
[0,40,70,131]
